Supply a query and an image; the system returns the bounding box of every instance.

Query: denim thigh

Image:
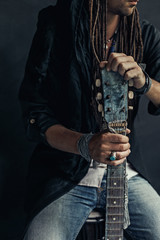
[125,175,160,240]
[24,185,98,240]
[24,175,160,240]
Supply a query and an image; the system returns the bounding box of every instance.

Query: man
[19,0,160,239]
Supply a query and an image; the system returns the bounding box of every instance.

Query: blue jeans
[24,175,160,240]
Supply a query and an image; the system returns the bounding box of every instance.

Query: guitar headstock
[101,68,128,131]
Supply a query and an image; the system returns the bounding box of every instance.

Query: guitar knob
[128,106,134,110]
[96,79,101,87]
[98,104,103,112]
[96,92,102,100]
[128,91,134,99]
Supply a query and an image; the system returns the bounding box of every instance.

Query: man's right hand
[89,130,131,166]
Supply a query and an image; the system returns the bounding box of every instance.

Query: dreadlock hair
[89,0,143,63]
[89,0,143,128]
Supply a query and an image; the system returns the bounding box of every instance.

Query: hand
[88,129,131,166]
[100,53,145,89]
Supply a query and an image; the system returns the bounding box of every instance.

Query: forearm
[145,79,160,108]
[45,124,83,154]
[45,124,131,166]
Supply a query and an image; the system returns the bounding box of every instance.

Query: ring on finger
[110,151,116,161]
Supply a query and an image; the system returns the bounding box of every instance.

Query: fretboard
[105,162,126,240]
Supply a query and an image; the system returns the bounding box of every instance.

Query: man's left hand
[100,52,145,89]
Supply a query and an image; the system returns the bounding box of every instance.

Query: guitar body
[101,69,129,240]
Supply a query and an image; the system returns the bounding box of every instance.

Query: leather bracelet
[77,133,93,162]
[131,68,152,95]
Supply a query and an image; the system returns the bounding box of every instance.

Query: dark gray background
[0,1,160,239]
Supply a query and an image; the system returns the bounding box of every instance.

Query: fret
[107,190,124,196]
[107,200,124,209]
[106,197,124,199]
[106,223,123,230]
[106,236,123,240]
[107,188,124,191]
[107,230,123,236]
[107,179,125,188]
[107,195,124,199]
[107,215,124,222]
[107,169,125,177]
[108,176,123,180]
[107,212,124,218]
[107,205,123,208]
[107,207,124,214]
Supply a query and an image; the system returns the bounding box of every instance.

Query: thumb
[99,61,108,69]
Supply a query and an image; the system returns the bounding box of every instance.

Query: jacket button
[30,119,35,124]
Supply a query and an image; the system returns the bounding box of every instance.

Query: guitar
[101,69,130,240]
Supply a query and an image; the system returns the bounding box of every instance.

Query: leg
[24,185,97,240]
[125,175,160,240]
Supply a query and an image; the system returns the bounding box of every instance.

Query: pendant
[103,43,108,49]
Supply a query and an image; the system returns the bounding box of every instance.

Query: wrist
[131,68,152,95]
[77,133,94,162]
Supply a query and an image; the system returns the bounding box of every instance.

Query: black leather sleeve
[19,6,60,142]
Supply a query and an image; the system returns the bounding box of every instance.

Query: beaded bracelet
[131,67,152,95]
[77,133,93,162]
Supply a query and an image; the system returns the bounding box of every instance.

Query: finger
[118,61,138,76]
[90,151,111,163]
[124,67,141,81]
[106,53,127,71]
[105,158,126,166]
[116,149,131,160]
[109,57,135,73]
[109,142,130,152]
[126,128,131,135]
[102,132,129,143]
[99,61,108,69]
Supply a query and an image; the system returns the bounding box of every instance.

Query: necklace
[104,37,113,50]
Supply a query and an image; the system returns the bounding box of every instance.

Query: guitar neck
[105,121,127,240]
[100,69,129,240]
[105,162,126,240]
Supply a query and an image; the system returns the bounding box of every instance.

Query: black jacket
[19,0,160,220]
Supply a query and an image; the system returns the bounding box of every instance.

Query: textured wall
[0,1,160,239]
